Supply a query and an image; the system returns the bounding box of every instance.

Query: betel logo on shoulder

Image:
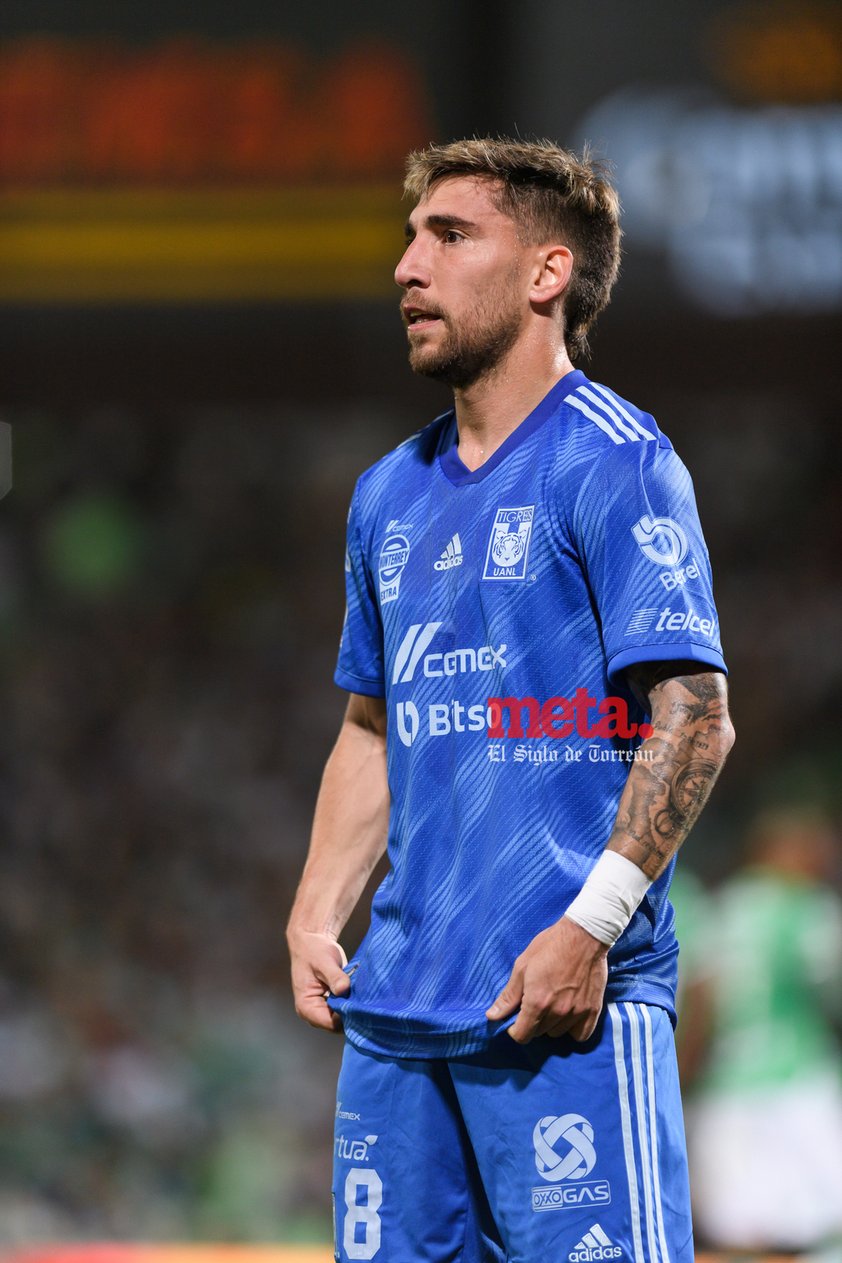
[631,514,700,590]
[531,1113,611,1214]
[483,506,535,580]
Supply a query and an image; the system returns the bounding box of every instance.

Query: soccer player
[287,138,735,1263]
[687,807,842,1253]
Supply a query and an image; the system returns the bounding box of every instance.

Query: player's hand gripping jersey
[331,370,726,1057]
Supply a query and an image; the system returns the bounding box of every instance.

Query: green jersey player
[688,807,842,1252]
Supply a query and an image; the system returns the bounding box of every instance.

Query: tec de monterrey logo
[531,1113,611,1214]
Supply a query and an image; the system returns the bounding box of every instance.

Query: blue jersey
[330,369,726,1058]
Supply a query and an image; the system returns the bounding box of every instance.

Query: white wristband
[564,850,652,947]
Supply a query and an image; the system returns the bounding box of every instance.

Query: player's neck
[453,339,575,472]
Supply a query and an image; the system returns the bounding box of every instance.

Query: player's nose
[394,237,430,290]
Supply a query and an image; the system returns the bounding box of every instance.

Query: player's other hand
[288,929,350,1034]
[486,918,608,1044]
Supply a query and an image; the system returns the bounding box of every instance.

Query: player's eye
[442,230,463,244]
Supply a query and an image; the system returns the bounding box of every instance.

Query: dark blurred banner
[572,8,842,318]
[0,34,427,301]
[2,0,840,311]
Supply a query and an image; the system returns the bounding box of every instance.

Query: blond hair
[404,137,621,361]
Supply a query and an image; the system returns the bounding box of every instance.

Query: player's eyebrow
[403,213,479,242]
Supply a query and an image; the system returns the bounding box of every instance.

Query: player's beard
[404,271,525,390]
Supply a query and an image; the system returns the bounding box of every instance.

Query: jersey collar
[437,369,588,486]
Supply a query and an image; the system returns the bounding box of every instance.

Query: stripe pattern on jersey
[568,384,656,445]
[609,1003,672,1263]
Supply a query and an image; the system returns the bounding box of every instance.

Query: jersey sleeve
[571,440,727,684]
[334,480,385,697]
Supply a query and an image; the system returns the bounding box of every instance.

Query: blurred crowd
[0,396,840,1246]
[0,404,397,1242]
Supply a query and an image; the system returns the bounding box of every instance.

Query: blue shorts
[332,1002,692,1263]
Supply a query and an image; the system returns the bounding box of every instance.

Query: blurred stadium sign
[0,37,427,302]
[0,38,428,184]
[3,2,841,314]
[0,187,403,302]
[579,88,842,316]
[708,2,842,104]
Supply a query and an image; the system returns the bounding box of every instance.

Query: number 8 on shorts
[342,1167,383,1260]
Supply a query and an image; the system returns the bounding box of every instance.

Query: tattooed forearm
[607,666,734,880]
[652,758,719,839]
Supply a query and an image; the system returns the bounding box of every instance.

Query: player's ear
[528,245,573,309]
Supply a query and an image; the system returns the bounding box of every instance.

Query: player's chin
[407,345,451,379]
[406,315,448,344]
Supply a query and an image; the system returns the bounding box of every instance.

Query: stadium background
[1,0,841,1257]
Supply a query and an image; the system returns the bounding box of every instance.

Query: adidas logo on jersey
[434,534,463,571]
[569,1223,623,1262]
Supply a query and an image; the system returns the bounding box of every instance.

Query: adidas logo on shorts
[434,533,464,571]
[568,1223,623,1262]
